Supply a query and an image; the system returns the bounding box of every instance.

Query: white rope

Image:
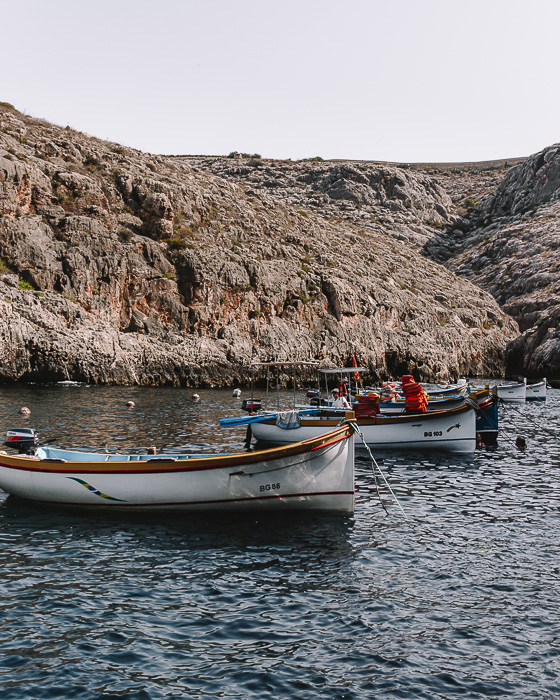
[497,397,557,441]
[347,420,408,519]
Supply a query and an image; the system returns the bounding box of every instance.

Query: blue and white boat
[495,379,527,403]
[526,378,547,402]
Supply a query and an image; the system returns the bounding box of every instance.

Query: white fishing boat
[526,378,547,402]
[247,403,477,454]
[375,387,490,415]
[494,379,527,403]
[0,425,355,512]
[430,378,469,395]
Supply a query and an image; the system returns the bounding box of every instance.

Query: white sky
[3,0,559,162]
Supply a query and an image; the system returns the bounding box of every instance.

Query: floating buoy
[232,388,241,397]
[19,407,30,414]
[515,436,526,450]
[127,401,135,407]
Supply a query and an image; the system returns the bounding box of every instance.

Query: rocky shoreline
[0,103,557,385]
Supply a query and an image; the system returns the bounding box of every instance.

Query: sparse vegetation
[84,154,101,170]
[18,279,35,291]
[233,284,255,294]
[166,237,189,250]
[118,229,134,243]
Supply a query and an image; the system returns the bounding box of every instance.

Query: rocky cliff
[424,146,560,379]
[0,104,526,385]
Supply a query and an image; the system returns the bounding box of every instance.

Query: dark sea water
[0,383,559,699]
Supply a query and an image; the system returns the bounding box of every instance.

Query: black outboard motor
[241,398,262,413]
[4,428,40,455]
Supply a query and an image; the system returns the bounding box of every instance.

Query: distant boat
[375,386,489,414]
[494,379,526,403]
[0,425,355,513]
[246,403,477,454]
[232,388,241,397]
[526,378,547,402]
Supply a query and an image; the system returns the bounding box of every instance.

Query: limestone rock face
[0,106,519,385]
[423,145,560,379]
[478,145,560,218]
[506,307,560,379]
[180,156,455,247]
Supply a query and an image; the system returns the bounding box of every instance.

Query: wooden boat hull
[495,381,526,403]
[427,385,466,396]
[0,426,355,512]
[475,397,499,445]
[526,380,547,402]
[251,404,477,454]
[377,388,489,415]
[378,395,463,414]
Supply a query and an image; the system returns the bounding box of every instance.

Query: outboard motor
[241,398,262,413]
[4,428,39,455]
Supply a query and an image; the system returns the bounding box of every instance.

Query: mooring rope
[346,420,408,519]
[497,397,558,441]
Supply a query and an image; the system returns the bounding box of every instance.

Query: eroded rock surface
[0,105,522,384]
[424,146,560,379]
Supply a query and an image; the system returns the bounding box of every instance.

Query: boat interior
[36,447,225,462]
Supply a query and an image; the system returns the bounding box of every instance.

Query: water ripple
[0,386,559,697]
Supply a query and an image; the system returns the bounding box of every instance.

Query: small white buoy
[19,407,30,414]
[127,401,135,407]
[232,388,241,397]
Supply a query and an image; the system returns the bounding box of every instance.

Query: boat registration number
[424,431,443,437]
[260,483,281,491]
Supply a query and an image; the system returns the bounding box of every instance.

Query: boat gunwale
[379,387,488,405]
[259,401,476,427]
[0,424,353,475]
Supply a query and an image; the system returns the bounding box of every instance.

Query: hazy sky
[3,0,559,162]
